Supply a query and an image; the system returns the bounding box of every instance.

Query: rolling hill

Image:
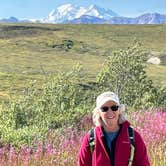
[0,23,166,101]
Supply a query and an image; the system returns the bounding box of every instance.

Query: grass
[146,64,166,86]
[0,23,166,101]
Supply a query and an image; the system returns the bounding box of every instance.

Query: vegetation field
[0,23,166,101]
[0,23,165,165]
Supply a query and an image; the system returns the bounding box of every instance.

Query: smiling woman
[78,91,150,166]
[92,92,126,128]
[98,100,122,132]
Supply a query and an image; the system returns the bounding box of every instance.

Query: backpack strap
[88,126,135,164]
[89,128,95,154]
[128,126,135,166]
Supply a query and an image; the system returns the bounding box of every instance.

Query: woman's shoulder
[133,129,145,142]
[82,126,102,141]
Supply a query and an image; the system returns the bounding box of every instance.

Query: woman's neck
[103,124,120,132]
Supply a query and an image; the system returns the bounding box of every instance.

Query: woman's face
[99,100,121,130]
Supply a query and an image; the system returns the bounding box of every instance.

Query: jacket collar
[96,120,131,137]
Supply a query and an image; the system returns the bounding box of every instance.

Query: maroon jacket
[78,121,150,166]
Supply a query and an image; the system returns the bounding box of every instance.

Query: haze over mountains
[1,4,166,24]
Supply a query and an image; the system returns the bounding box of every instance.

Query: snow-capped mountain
[136,13,166,24]
[84,4,119,19]
[43,4,119,23]
[68,15,107,24]
[108,13,166,24]
[1,4,166,24]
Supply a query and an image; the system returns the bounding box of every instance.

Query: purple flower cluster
[129,109,166,165]
[0,109,165,165]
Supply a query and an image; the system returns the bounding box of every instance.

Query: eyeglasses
[101,105,119,112]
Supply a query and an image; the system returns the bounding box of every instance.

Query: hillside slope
[0,23,166,100]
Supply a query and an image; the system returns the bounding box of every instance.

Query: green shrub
[0,43,165,147]
[0,63,95,146]
[96,41,165,109]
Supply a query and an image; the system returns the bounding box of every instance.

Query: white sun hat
[96,91,120,109]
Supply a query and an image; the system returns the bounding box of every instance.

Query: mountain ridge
[0,4,166,24]
[43,4,119,23]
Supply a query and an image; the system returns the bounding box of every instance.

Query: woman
[78,91,150,166]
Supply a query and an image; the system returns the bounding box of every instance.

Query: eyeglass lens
[101,105,119,112]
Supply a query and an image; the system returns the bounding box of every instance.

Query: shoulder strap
[89,128,95,154]
[128,126,135,166]
[128,126,135,146]
[88,126,135,162]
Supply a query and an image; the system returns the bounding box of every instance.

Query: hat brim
[97,97,119,109]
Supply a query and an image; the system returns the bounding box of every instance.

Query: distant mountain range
[1,4,166,24]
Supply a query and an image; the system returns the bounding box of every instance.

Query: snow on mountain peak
[75,7,87,18]
[89,4,97,10]
[57,3,73,13]
[43,4,119,23]
[86,4,101,18]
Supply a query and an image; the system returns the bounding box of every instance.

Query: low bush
[0,43,165,148]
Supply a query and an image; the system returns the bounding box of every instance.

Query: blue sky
[0,0,166,19]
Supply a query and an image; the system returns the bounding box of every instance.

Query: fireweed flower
[0,109,165,165]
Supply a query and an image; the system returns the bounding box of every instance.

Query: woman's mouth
[107,115,115,119]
